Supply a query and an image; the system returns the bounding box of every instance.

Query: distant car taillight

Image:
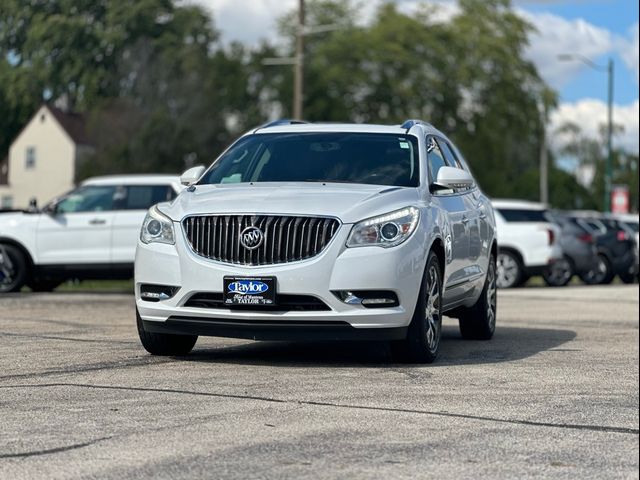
[547,228,555,245]
[577,233,593,243]
[616,230,628,242]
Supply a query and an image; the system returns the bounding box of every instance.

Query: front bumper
[135,224,426,338]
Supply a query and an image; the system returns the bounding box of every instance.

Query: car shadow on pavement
[183,324,577,368]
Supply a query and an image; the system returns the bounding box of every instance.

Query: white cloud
[616,22,639,84]
[186,0,295,44]
[188,0,458,45]
[190,0,639,155]
[550,98,639,153]
[519,10,614,90]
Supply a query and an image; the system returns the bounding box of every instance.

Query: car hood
[159,183,421,224]
[0,211,36,226]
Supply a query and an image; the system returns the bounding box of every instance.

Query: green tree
[556,121,637,212]
[1,0,255,175]
[269,0,556,198]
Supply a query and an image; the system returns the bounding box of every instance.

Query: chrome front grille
[182,215,340,266]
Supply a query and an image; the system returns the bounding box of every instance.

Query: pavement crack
[2,382,637,436]
[0,357,177,382]
[0,436,113,459]
[0,331,137,345]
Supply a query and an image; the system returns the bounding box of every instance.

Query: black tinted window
[201,133,419,187]
[498,209,549,222]
[119,185,176,210]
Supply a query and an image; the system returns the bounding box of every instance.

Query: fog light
[361,297,397,306]
[332,290,399,308]
[140,284,179,302]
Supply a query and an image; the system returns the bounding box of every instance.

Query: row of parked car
[493,199,639,288]
[0,173,636,293]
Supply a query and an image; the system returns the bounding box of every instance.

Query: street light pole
[293,0,305,120]
[604,58,614,212]
[557,54,615,212]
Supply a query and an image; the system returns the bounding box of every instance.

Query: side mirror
[42,202,58,215]
[431,166,474,192]
[28,197,38,211]
[180,165,206,186]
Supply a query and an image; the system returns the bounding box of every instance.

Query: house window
[1,196,12,210]
[0,161,7,185]
[25,147,36,169]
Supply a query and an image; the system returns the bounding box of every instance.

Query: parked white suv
[135,120,498,363]
[0,175,181,292]
[492,199,562,288]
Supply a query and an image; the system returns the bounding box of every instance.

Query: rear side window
[498,209,549,222]
[118,185,177,210]
[625,221,639,233]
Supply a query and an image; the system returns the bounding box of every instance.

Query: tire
[458,254,497,340]
[580,254,613,285]
[619,270,638,284]
[0,244,29,293]
[543,256,574,287]
[136,310,198,355]
[391,251,443,364]
[496,250,523,289]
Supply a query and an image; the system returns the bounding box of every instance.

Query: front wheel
[391,251,443,364]
[543,256,574,287]
[137,310,198,355]
[0,244,29,293]
[458,254,497,340]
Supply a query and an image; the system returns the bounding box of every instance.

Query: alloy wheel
[545,258,572,286]
[424,264,442,353]
[496,252,519,288]
[585,256,608,284]
[486,260,497,330]
[0,246,16,289]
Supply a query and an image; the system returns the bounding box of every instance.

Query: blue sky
[523,0,638,104]
[196,0,639,152]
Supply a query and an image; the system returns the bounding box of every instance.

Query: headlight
[140,205,175,245]
[346,207,419,248]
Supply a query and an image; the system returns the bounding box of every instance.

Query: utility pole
[293,0,305,120]
[558,54,615,212]
[604,58,614,212]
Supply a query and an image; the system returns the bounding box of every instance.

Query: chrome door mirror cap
[432,166,474,191]
[180,165,206,186]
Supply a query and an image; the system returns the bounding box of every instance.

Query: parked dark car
[543,213,598,287]
[571,216,637,284]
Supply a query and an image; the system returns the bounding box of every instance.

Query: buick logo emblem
[240,226,264,250]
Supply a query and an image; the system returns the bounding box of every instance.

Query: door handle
[89,218,106,225]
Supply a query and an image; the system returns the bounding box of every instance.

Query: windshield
[199,132,420,187]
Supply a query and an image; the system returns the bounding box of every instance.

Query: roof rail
[261,119,309,128]
[401,119,433,131]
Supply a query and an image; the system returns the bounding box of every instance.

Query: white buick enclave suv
[135,120,498,363]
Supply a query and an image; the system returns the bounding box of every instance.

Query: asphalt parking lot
[0,286,638,479]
